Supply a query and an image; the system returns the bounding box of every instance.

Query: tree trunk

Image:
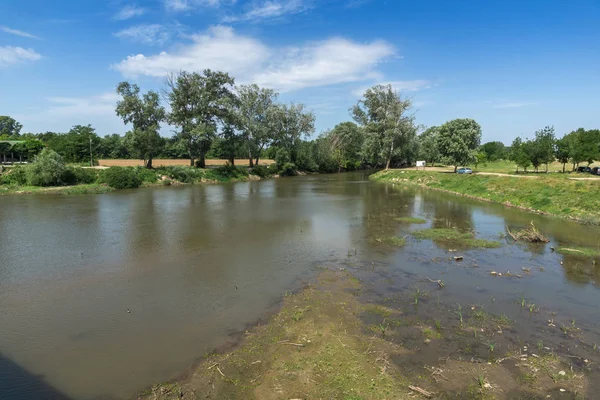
[562,163,566,173]
[198,153,206,168]
[385,143,394,170]
[146,155,153,169]
[229,154,235,166]
[190,158,194,167]
[454,165,458,173]
[248,149,254,168]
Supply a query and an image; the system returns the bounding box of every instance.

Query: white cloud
[351,80,431,97]
[17,92,125,134]
[115,24,173,45]
[112,26,395,92]
[0,46,41,67]
[493,102,538,109]
[0,26,39,39]
[113,5,146,20]
[164,0,234,11]
[223,0,311,23]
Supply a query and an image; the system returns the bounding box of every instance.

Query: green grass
[394,216,427,224]
[0,183,113,195]
[371,170,600,225]
[412,228,501,249]
[556,246,600,257]
[367,235,407,247]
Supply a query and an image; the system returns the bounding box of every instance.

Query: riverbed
[1,171,599,399]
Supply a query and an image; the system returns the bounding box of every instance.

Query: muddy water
[1,172,599,399]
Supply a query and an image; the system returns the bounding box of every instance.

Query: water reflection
[0,172,599,399]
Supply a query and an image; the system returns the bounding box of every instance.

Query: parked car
[456,167,473,174]
[577,166,592,173]
[591,167,600,176]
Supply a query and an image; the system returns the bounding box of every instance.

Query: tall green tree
[509,137,531,172]
[0,116,23,137]
[328,122,364,171]
[271,103,316,164]
[352,84,415,169]
[115,82,166,168]
[555,136,571,173]
[166,70,237,168]
[417,126,440,166]
[236,84,278,167]
[437,118,482,172]
[528,126,555,172]
[480,141,507,161]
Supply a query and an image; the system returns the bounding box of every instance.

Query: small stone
[424,339,431,344]
[558,370,566,376]
[490,271,498,276]
[498,273,502,276]
[560,388,566,392]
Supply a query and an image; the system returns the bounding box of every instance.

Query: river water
[1,171,599,399]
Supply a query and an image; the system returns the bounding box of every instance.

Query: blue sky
[1,0,599,143]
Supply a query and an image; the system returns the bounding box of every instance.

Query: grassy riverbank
[371,170,600,225]
[139,269,589,400]
[0,164,277,196]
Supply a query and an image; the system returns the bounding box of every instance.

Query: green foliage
[0,166,28,185]
[250,165,272,178]
[0,116,23,137]
[116,82,166,168]
[27,149,68,186]
[417,126,440,165]
[509,137,531,172]
[62,167,98,185]
[279,163,298,177]
[274,148,291,167]
[480,141,507,161]
[437,118,482,171]
[328,122,364,171]
[166,70,237,168]
[353,84,415,169]
[157,166,204,183]
[101,167,143,189]
[134,166,158,183]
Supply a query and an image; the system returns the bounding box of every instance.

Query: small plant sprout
[378,319,388,337]
[528,303,538,313]
[435,319,442,332]
[537,340,544,351]
[593,343,598,352]
[455,304,464,328]
[483,341,496,352]
[572,318,576,327]
[519,296,526,308]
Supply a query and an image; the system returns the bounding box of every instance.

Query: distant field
[98,159,275,167]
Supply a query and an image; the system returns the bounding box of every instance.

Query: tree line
[7,70,596,174]
[1,72,488,174]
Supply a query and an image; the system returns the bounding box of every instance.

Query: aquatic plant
[507,221,549,243]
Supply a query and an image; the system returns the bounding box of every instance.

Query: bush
[279,162,298,177]
[157,166,203,183]
[275,148,291,168]
[0,166,28,185]
[61,167,98,185]
[205,164,249,182]
[133,167,158,183]
[101,167,142,189]
[27,149,67,186]
[250,165,271,178]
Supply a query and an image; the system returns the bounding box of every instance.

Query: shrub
[204,164,249,182]
[275,148,291,168]
[61,167,98,185]
[27,149,67,186]
[279,162,298,177]
[251,165,271,178]
[101,167,142,189]
[0,166,28,185]
[133,167,158,183]
[157,166,203,183]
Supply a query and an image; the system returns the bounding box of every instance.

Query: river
[1,171,599,399]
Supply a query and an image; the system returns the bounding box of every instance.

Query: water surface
[1,172,599,399]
